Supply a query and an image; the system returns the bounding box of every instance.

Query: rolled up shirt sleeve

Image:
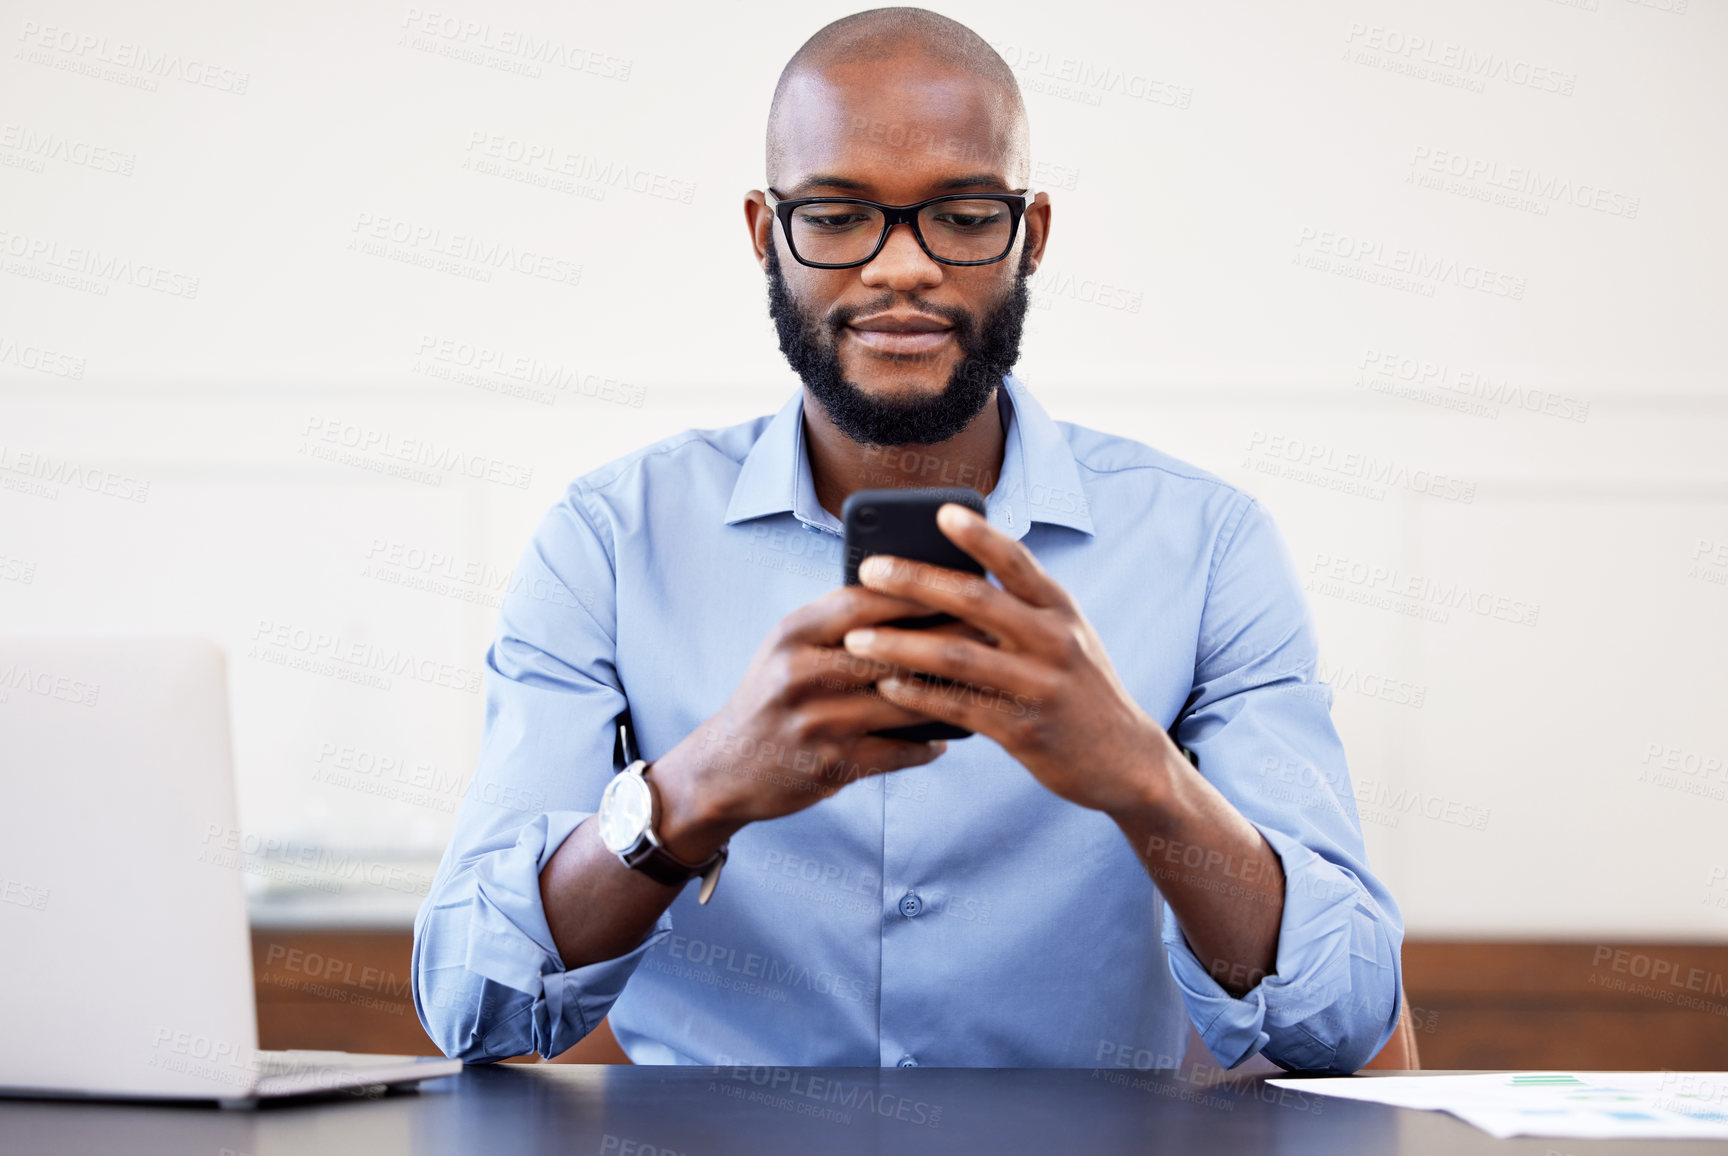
[1161,496,1405,1074]
[412,484,671,1063]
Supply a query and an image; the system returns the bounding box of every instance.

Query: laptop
[0,636,461,1106]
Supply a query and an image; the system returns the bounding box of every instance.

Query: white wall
[2,0,1723,937]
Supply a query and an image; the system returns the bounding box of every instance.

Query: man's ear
[1020,192,1050,278]
[744,191,774,271]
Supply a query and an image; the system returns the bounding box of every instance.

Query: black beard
[765,240,1034,447]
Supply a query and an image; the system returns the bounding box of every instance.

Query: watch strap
[694,849,727,904]
[621,838,723,888]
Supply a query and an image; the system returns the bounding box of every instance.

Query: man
[412,7,1402,1073]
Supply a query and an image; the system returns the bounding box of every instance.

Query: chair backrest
[1361,981,1421,1070]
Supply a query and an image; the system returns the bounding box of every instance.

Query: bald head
[766,7,1030,191]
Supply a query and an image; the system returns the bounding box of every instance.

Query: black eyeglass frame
[765,188,1034,269]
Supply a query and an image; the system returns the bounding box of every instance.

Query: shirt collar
[723,373,1094,541]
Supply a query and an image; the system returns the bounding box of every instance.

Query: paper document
[1265,1071,1728,1140]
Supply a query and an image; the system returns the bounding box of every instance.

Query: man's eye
[932,212,999,230]
[799,212,870,230]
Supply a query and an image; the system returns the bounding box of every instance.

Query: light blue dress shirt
[411,373,1404,1073]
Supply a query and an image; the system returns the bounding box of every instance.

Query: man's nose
[858,221,944,293]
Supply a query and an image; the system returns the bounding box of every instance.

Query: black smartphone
[842,486,987,742]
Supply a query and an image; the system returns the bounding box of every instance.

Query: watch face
[598,772,652,855]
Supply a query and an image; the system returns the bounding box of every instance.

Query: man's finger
[781,584,941,646]
[842,626,1043,697]
[934,502,1069,609]
[854,555,1038,652]
[800,618,995,693]
[804,690,943,736]
[822,735,949,786]
[874,672,1010,743]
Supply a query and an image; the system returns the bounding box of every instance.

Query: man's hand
[838,502,1184,819]
[543,579,969,971]
[648,583,960,862]
[842,501,1287,998]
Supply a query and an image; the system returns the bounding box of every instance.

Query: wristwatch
[596,759,728,904]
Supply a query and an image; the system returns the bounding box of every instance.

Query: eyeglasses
[765,188,1033,269]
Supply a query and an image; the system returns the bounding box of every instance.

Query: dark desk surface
[4,1066,1727,1156]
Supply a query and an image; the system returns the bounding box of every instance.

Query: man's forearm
[538,816,685,969]
[1110,744,1285,997]
[539,745,742,969]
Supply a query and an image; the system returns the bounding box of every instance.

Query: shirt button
[898,891,923,918]
[897,1056,918,1068]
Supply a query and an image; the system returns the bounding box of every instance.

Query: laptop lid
[0,637,260,1099]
